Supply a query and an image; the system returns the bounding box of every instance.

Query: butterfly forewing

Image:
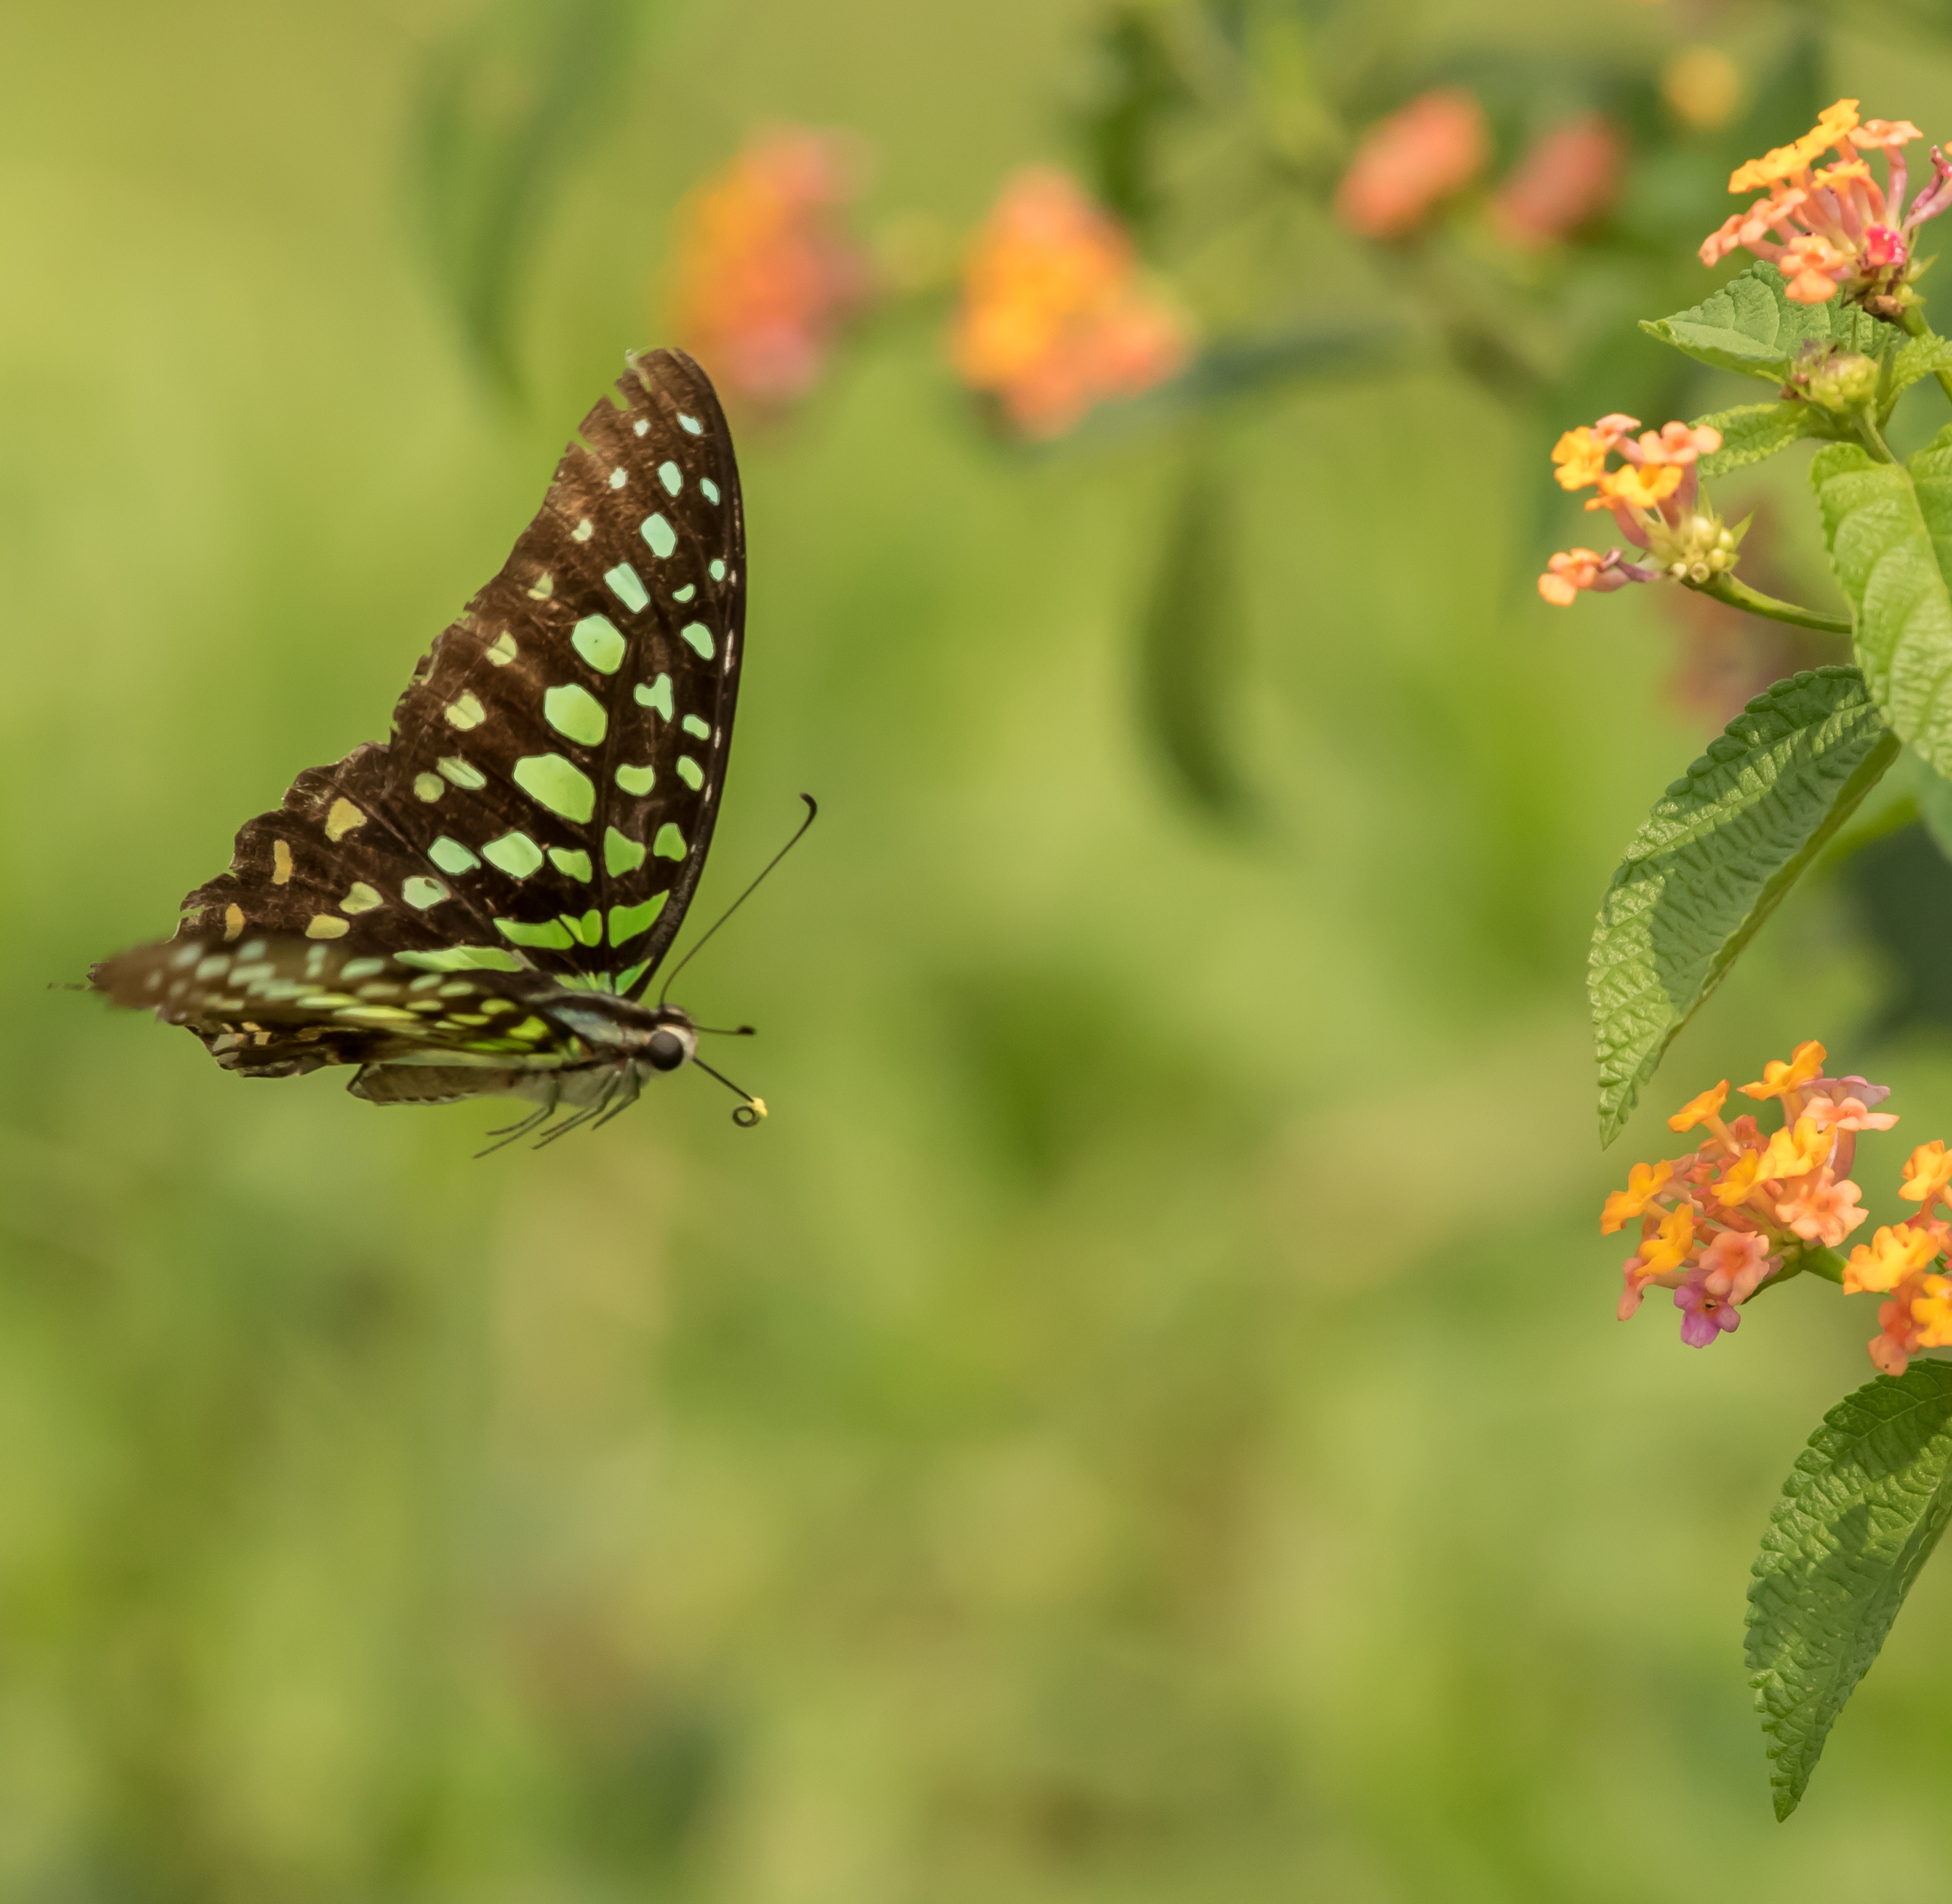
[175,348,745,996]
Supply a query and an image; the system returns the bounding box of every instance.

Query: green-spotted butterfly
[92,348,779,1139]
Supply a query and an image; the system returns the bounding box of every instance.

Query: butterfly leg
[533,1068,624,1148]
[589,1062,642,1130]
[475,1080,563,1157]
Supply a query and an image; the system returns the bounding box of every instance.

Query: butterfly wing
[170,348,745,998]
[92,932,621,1081]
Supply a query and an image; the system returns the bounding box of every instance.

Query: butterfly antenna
[692,1055,768,1128]
[658,795,818,1007]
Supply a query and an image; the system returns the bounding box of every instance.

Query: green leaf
[1886,330,1952,407]
[1590,668,1896,1144]
[411,0,644,397]
[1642,261,1903,386]
[1695,401,1832,478]
[1814,439,1952,776]
[1748,1363,1952,1819]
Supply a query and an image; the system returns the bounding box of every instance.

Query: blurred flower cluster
[669,129,875,412]
[1539,414,1734,605]
[948,168,1192,439]
[1333,87,1626,247]
[1699,97,1952,314]
[669,143,1187,439]
[1333,89,1490,239]
[1600,1041,1952,1373]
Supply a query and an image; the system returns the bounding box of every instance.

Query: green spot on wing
[429,836,480,874]
[495,916,575,949]
[482,831,545,877]
[678,621,715,659]
[608,892,668,946]
[543,683,608,747]
[653,823,686,861]
[616,763,656,795]
[571,614,626,674]
[512,754,595,822]
[562,909,603,946]
[634,674,673,719]
[396,946,526,973]
[605,563,649,614]
[676,756,703,789]
[603,826,647,875]
[547,847,592,881]
[641,514,677,559]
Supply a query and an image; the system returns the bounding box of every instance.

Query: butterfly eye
[645,1027,688,1072]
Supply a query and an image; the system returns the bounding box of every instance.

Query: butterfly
[92,348,783,1141]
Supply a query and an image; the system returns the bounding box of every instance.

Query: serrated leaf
[1642,261,1903,386]
[1814,441,1952,776]
[1695,401,1832,478]
[1591,667,1896,1144]
[1887,330,1952,406]
[1748,1363,1952,1819]
[1905,421,1952,606]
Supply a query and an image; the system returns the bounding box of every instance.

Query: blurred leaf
[1590,667,1896,1144]
[1695,400,1835,478]
[412,0,644,396]
[1816,435,1952,774]
[1065,319,1407,445]
[1890,745,1952,861]
[1747,1362,1952,1821]
[1643,261,1902,387]
[1075,5,1192,240]
[1136,444,1250,821]
[1845,817,1952,1033]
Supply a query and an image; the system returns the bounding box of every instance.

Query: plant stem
[1856,410,1898,462]
[1690,573,1852,636]
[1746,1243,1847,1303]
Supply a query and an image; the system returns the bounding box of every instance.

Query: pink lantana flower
[1700,98,1952,314]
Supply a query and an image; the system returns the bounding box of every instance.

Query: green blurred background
[11,1,1952,1896]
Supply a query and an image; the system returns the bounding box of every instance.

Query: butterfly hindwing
[174,348,745,996]
[92,933,642,1080]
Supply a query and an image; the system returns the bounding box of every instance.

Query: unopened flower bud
[1805,352,1880,410]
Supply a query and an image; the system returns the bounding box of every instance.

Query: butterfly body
[93,348,761,1128]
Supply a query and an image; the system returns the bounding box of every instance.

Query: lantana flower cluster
[950,169,1191,440]
[1604,1041,1952,1374]
[1538,414,1737,606]
[668,129,875,412]
[1699,97,1952,315]
[1608,1042,1881,1348]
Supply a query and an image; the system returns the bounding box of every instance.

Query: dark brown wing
[174,348,746,998]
